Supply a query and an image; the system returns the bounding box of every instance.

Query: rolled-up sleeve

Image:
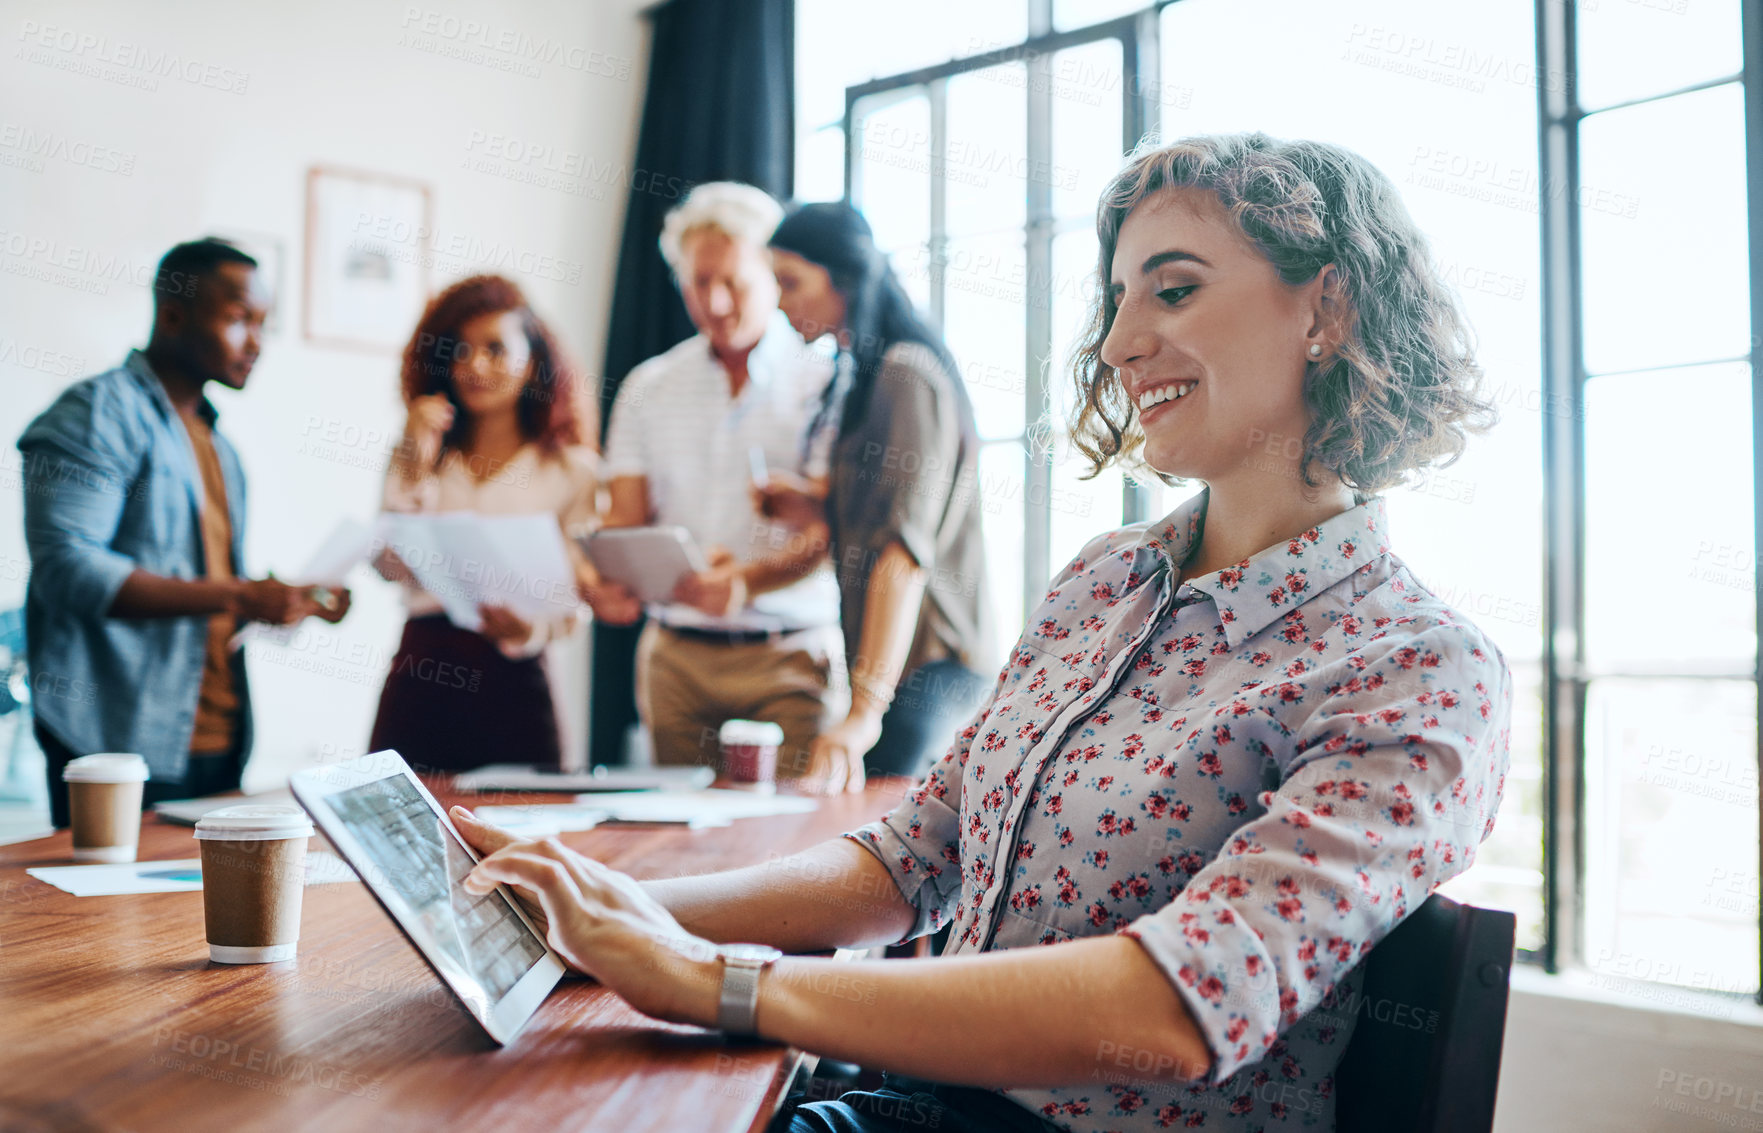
[18,386,144,615]
[844,696,991,942]
[1122,621,1512,1083]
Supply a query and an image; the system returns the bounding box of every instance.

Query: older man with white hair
[584,182,845,779]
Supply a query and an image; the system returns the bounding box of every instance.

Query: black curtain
[590,0,796,767]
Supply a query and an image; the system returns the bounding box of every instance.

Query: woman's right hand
[402,394,455,471]
[580,576,643,626]
[752,472,828,531]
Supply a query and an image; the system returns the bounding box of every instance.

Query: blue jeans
[775,1074,1060,1133]
[865,658,990,780]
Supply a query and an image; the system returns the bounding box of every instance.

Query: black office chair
[1334,893,1517,1133]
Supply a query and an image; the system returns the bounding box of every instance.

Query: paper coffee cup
[62,753,150,863]
[719,719,783,791]
[194,805,314,964]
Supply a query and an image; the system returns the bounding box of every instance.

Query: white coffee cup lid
[62,753,150,783]
[194,804,315,841]
[719,719,784,746]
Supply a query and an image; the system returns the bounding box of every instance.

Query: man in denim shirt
[19,238,350,827]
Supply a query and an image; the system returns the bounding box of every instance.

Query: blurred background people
[18,237,349,826]
[764,202,995,793]
[585,182,846,778]
[370,274,596,772]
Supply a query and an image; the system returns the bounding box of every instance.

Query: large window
[1552,0,1757,999]
[796,0,1762,1001]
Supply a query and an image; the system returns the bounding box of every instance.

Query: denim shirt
[18,350,252,780]
[846,490,1512,1131]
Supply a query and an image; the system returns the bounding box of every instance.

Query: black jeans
[865,658,990,780]
[37,722,243,830]
[774,1074,1060,1133]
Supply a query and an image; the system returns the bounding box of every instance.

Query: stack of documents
[471,790,820,834]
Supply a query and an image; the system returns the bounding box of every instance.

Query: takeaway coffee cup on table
[718,719,783,792]
[63,753,150,863]
[194,804,314,964]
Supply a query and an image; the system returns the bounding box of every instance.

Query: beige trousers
[635,622,848,779]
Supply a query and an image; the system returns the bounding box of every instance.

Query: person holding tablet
[585,183,844,778]
[370,274,596,772]
[759,203,997,794]
[452,133,1514,1132]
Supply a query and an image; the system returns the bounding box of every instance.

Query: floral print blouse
[846,489,1512,1131]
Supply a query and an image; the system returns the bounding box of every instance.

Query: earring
[1307,343,1323,359]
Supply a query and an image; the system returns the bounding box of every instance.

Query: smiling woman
[1071,132,1494,503]
[455,135,1516,1133]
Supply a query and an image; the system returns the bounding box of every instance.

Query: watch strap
[717,958,765,1035]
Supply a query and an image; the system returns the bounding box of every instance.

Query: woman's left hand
[453,806,719,1026]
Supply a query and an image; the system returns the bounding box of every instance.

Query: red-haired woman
[369,274,597,772]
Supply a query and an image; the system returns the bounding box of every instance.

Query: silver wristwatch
[715,943,783,1036]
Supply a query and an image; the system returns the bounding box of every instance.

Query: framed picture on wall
[303,166,432,352]
[209,229,285,336]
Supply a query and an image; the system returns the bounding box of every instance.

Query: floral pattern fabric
[846,489,1512,1131]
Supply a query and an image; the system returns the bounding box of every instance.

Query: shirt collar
[704,310,812,396]
[1131,489,1393,648]
[126,349,220,426]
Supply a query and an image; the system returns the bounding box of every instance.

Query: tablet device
[580,526,707,604]
[288,751,567,1045]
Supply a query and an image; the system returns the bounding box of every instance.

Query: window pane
[1583,362,1755,672]
[1054,0,1148,31]
[888,242,934,318]
[1049,40,1125,222]
[851,92,931,254]
[941,233,1028,441]
[796,124,846,203]
[978,440,1028,652]
[796,0,1026,93]
[1048,226,1102,427]
[1579,83,1749,376]
[945,65,1028,239]
[1583,678,1759,996]
[1574,0,1741,111]
[1048,438,1127,574]
[1436,662,1546,952]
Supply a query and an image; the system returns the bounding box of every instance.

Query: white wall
[1497,972,1763,1132]
[0,0,652,785]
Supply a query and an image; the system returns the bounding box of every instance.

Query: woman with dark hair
[369,274,597,772]
[760,201,996,793]
[445,134,1515,1132]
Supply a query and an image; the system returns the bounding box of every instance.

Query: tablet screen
[324,774,547,1010]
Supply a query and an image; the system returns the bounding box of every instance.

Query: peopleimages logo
[15,21,250,94]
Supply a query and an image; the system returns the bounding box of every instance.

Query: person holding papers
[370,274,596,772]
[18,237,349,827]
[583,183,845,780]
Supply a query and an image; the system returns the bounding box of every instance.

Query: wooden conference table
[0,777,910,1133]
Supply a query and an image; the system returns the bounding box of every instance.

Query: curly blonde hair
[1068,132,1494,495]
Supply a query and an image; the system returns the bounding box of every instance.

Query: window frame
[840,3,1170,624]
[823,0,1763,999]
[1536,0,1762,999]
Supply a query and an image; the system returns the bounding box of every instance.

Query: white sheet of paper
[588,789,820,825]
[470,804,612,837]
[380,512,578,633]
[232,517,384,649]
[294,516,383,587]
[471,791,818,834]
[26,851,358,896]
